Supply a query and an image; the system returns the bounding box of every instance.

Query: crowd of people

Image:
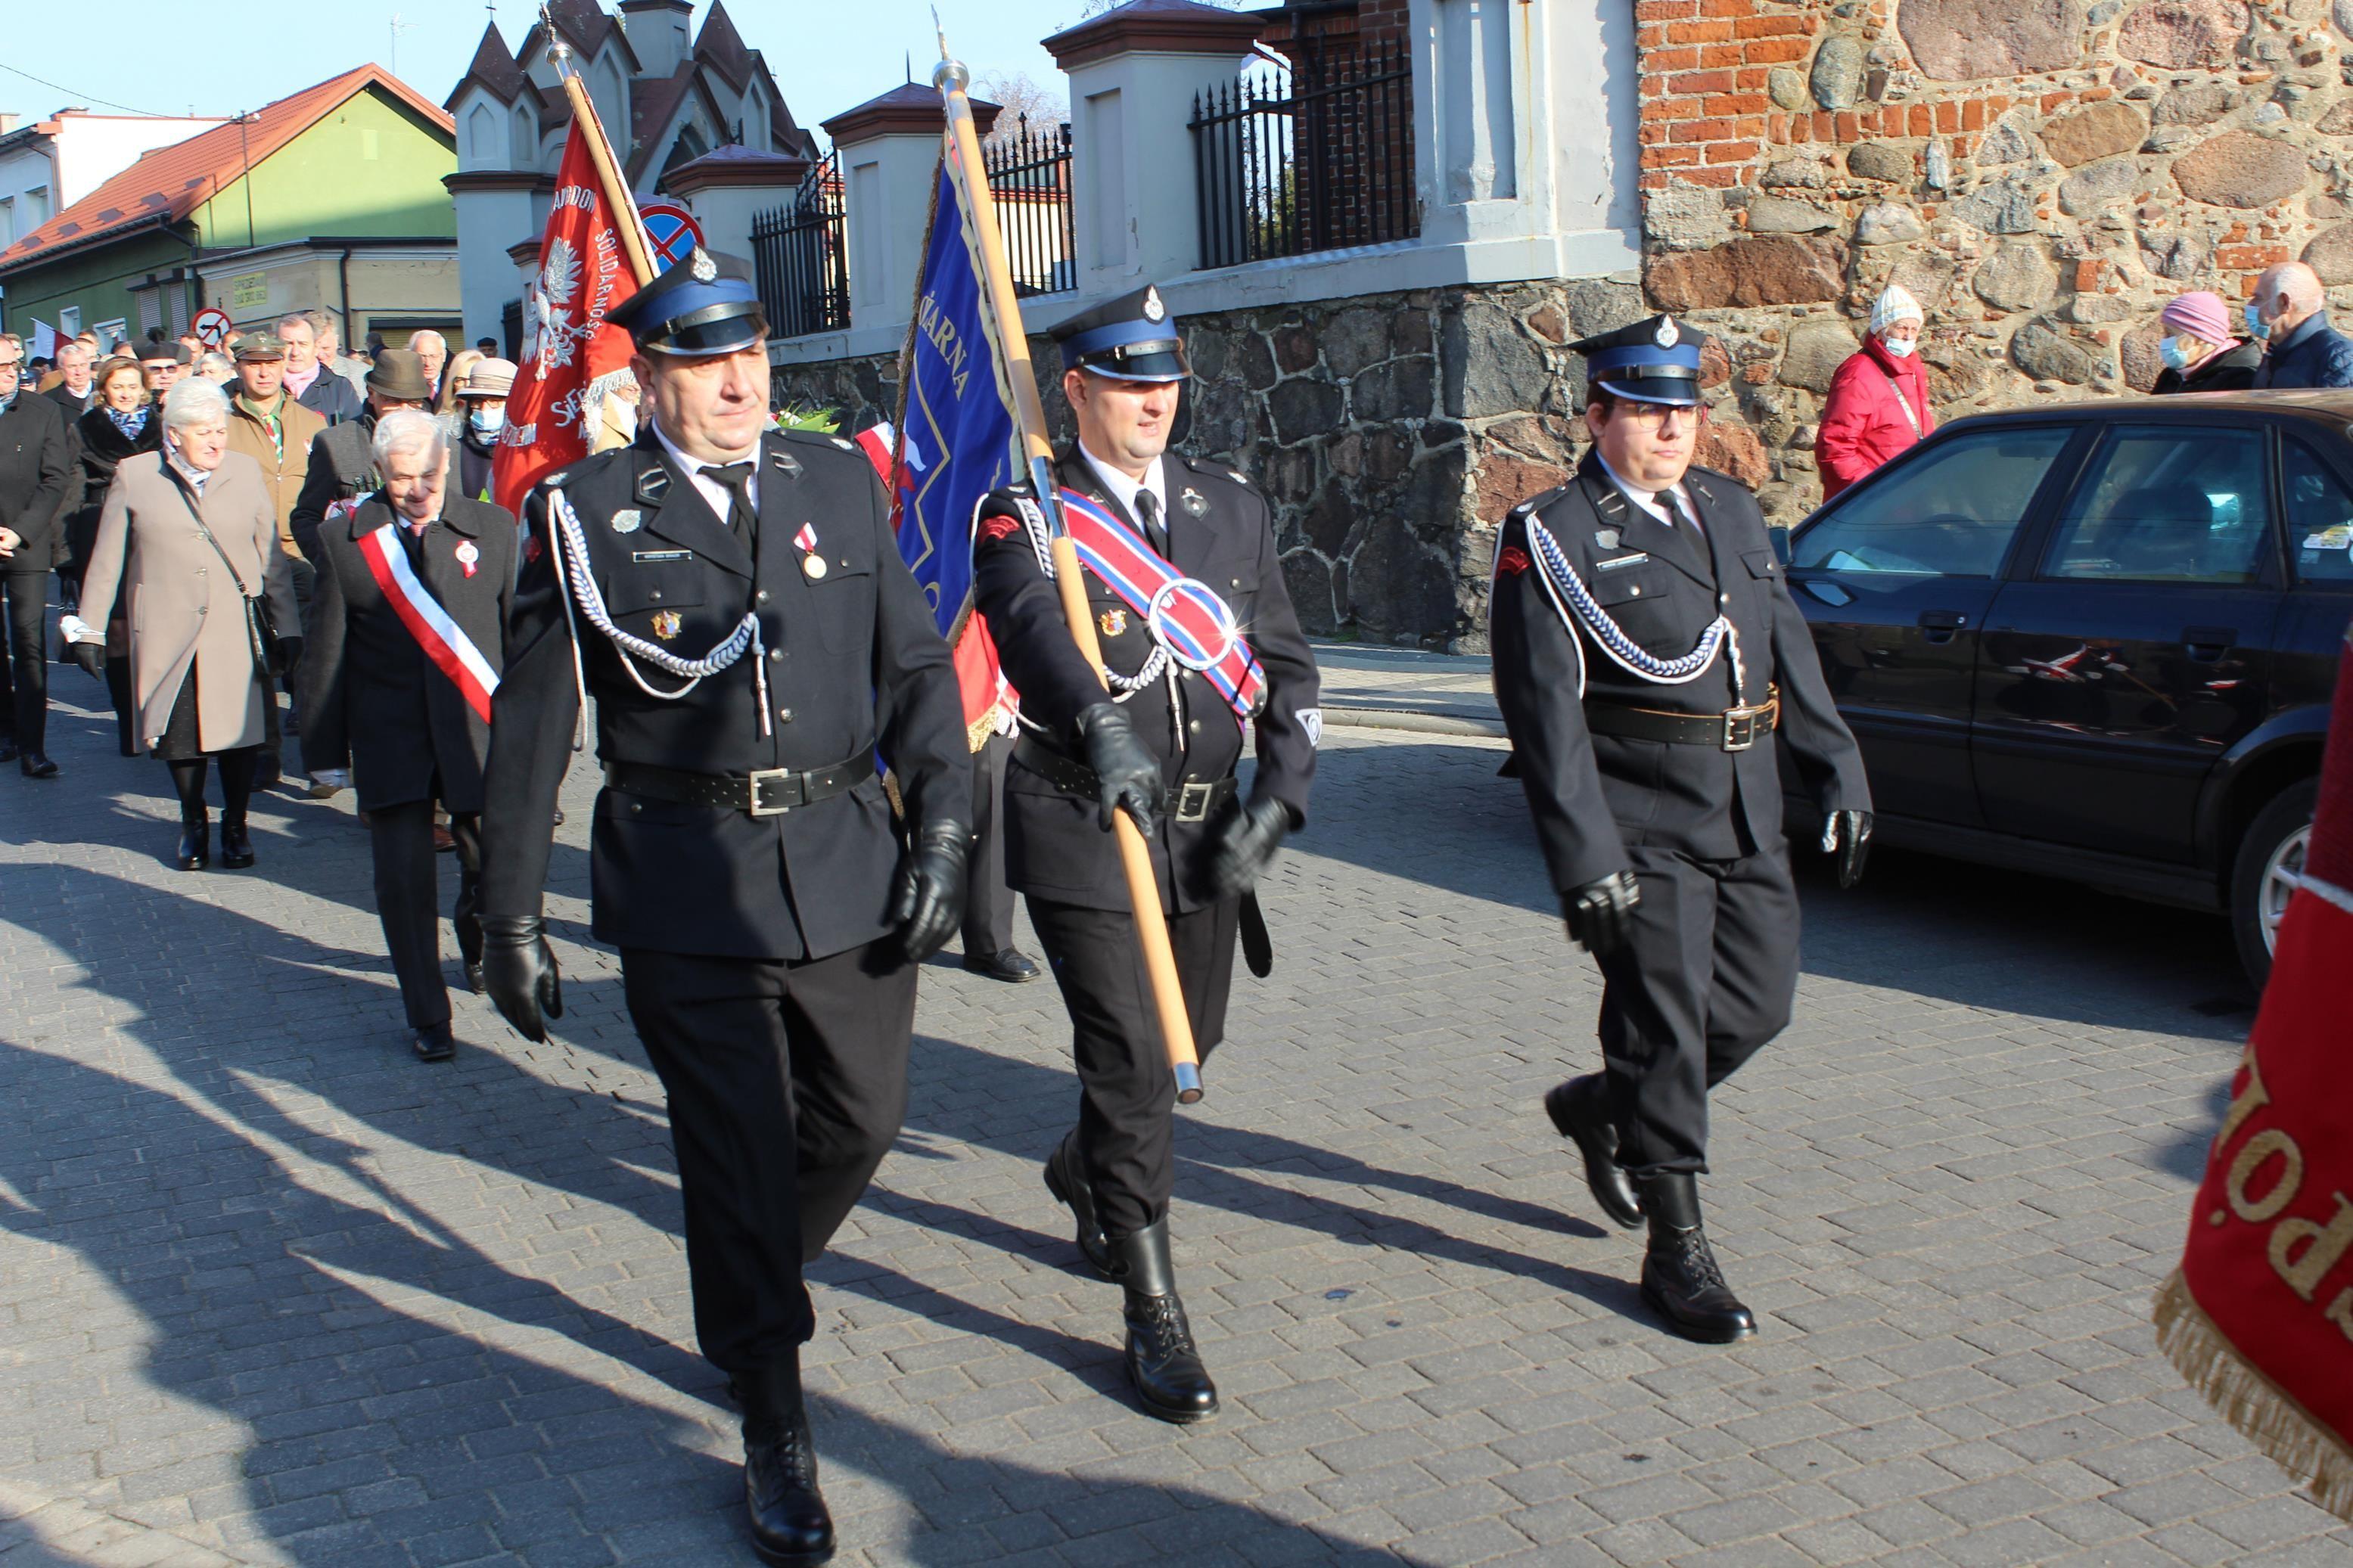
[1811,258,2353,498]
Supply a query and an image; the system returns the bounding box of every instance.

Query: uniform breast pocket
[605,566,707,641]
[808,559,874,651]
[1585,561,1680,650]
[1742,548,1779,584]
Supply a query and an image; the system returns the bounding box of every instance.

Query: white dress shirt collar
[653,419,760,523]
[1595,452,1697,535]
[1079,443,1167,534]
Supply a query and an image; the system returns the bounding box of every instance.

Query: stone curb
[1322,703,1506,738]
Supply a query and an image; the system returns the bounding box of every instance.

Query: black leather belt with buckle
[603,756,873,817]
[1011,736,1237,823]
[1584,687,1781,753]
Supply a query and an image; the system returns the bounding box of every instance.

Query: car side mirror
[1770,526,1792,568]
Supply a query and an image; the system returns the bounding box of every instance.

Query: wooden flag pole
[931,42,1205,1104]
[542,19,657,287]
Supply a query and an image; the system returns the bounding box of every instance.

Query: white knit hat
[1870,283,1925,337]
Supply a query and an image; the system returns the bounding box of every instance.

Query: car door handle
[2183,625,2236,660]
[1917,609,1967,644]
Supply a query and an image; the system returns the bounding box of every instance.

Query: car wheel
[2229,779,2317,993]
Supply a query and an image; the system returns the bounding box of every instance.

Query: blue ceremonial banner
[889,154,1021,732]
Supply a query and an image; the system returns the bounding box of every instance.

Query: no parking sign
[192,307,232,347]
[639,202,704,272]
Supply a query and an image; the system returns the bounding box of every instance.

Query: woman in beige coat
[69,377,300,871]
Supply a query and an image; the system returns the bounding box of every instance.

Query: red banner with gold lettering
[2156,620,2353,1521]
[491,121,638,517]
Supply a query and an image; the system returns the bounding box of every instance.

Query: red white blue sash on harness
[355,521,500,724]
[1056,487,1266,721]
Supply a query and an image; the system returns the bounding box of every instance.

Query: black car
[1779,391,2348,987]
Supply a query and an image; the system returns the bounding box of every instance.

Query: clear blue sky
[0,0,1092,144]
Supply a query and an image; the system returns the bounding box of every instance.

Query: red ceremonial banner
[492,123,639,517]
[2156,617,2353,1523]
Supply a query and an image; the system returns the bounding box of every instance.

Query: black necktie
[1134,487,1167,555]
[701,462,756,542]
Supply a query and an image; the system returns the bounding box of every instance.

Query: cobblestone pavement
[3,678,2350,1568]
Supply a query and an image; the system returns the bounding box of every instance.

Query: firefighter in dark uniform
[476,250,971,1565]
[973,285,1320,1423]
[1490,315,1873,1344]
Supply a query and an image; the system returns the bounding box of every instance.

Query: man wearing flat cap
[475,248,971,1566]
[1489,313,1872,1344]
[973,284,1321,1425]
[224,331,326,778]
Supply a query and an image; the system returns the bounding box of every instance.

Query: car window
[2283,438,2353,587]
[1792,425,2072,577]
[2043,426,2273,585]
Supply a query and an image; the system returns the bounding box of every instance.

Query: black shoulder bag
[178,474,278,672]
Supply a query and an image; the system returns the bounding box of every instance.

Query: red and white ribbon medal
[455,539,480,579]
[794,522,825,579]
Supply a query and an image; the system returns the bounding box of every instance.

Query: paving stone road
[2,678,2349,1568]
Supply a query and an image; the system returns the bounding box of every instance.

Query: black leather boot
[219,815,256,870]
[738,1360,833,1565]
[1110,1219,1218,1424]
[1544,1073,1643,1229]
[1636,1172,1756,1344]
[176,810,210,871]
[1042,1132,1112,1278]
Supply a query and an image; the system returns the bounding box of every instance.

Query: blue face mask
[2246,302,2271,341]
[2159,337,2191,371]
[468,408,504,436]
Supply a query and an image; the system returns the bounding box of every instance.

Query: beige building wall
[199,247,462,344]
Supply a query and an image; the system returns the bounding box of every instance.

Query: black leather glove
[891,818,970,963]
[1205,793,1288,902]
[1823,809,1873,890]
[480,914,563,1042]
[1562,871,1640,958]
[1073,701,1164,834]
[270,634,304,679]
[69,640,105,678]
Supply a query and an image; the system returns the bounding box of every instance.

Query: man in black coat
[288,350,434,563]
[279,311,364,427]
[300,410,513,1063]
[0,335,72,777]
[475,250,971,1566]
[1489,315,1873,1345]
[973,284,1320,1425]
[44,341,99,419]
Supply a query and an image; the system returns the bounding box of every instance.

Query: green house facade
[0,65,457,349]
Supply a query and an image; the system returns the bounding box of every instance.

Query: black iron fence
[752,151,850,338]
[1189,41,1417,272]
[985,117,1076,297]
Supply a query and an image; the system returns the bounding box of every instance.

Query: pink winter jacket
[1817,336,1935,501]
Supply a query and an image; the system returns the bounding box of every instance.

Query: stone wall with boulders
[1635,0,2353,521]
[776,276,1649,652]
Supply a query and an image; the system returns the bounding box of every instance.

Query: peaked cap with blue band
[608,247,768,357]
[1573,313,1707,406]
[1053,284,1189,383]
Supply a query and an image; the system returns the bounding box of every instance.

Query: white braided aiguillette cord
[1527,513,1744,703]
[549,487,773,737]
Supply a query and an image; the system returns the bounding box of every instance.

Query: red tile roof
[0,64,456,275]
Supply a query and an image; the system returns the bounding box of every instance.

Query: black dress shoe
[1636,1172,1757,1345]
[19,752,57,778]
[552,808,566,827]
[1111,1219,1218,1424]
[1043,1132,1113,1278]
[1545,1074,1643,1229]
[219,818,255,869]
[412,1022,456,1063]
[176,815,210,871]
[738,1362,833,1565]
[465,961,486,995]
[0,738,17,763]
[962,947,1043,983]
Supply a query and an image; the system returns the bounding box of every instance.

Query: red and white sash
[355,522,500,723]
[1056,487,1266,721]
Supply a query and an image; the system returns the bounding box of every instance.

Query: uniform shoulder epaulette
[1182,453,1254,489]
[1508,484,1574,523]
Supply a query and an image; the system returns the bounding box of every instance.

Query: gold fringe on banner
[2153,1269,2353,1522]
